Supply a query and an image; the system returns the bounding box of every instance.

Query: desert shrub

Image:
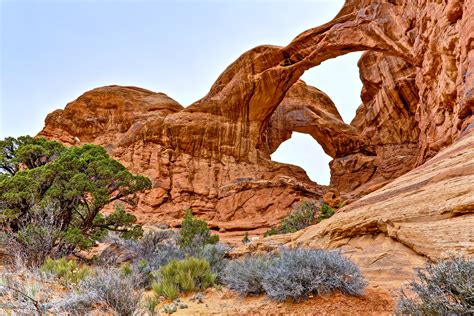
[264,201,335,237]
[278,200,319,233]
[135,230,177,261]
[143,295,159,315]
[0,203,63,267]
[242,232,250,244]
[318,203,336,222]
[152,257,216,300]
[78,267,143,316]
[102,230,184,268]
[147,242,187,271]
[222,248,366,301]
[101,227,230,291]
[397,256,474,315]
[178,210,219,248]
[263,227,278,237]
[222,254,273,296]
[102,232,186,289]
[0,263,92,314]
[40,257,90,287]
[199,243,230,282]
[0,136,151,266]
[261,248,366,301]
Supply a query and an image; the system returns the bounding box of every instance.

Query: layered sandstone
[39,83,327,234]
[235,127,474,289]
[40,0,474,254]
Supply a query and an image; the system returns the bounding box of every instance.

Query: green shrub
[264,201,335,237]
[0,136,151,266]
[242,232,250,244]
[178,210,219,249]
[103,229,230,288]
[263,227,278,237]
[143,295,159,315]
[318,203,335,222]
[397,256,474,314]
[152,257,216,300]
[40,257,91,287]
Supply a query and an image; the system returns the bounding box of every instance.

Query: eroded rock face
[39,0,474,246]
[39,83,326,233]
[234,128,474,289]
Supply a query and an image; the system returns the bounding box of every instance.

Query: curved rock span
[40,0,473,260]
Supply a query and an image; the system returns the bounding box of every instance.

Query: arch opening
[270,132,331,185]
[301,52,363,124]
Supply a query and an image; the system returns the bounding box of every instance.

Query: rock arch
[39,0,474,234]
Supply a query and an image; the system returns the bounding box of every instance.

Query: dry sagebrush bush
[78,267,143,316]
[221,254,273,296]
[0,260,92,315]
[397,256,474,315]
[222,248,367,302]
[261,248,366,301]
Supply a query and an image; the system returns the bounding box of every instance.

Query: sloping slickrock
[234,128,474,289]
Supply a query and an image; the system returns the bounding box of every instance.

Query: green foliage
[242,232,250,244]
[143,295,159,315]
[263,227,279,238]
[0,136,64,176]
[0,136,151,265]
[40,257,91,287]
[178,210,219,249]
[264,201,335,237]
[120,262,133,276]
[318,203,335,222]
[152,257,216,300]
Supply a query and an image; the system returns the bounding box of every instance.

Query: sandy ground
[155,287,395,315]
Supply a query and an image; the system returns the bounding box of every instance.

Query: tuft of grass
[152,257,216,300]
[40,257,91,287]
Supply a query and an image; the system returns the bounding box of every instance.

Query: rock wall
[39,0,474,237]
[234,127,474,290]
[39,84,326,234]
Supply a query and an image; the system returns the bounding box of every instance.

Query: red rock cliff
[39,0,474,238]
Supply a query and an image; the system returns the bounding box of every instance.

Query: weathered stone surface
[39,0,474,256]
[234,128,474,289]
[39,84,326,234]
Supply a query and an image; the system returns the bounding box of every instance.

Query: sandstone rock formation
[39,0,474,262]
[39,84,327,234]
[234,126,474,290]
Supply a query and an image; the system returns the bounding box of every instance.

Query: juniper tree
[0,136,151,265]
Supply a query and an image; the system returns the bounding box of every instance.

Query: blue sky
[0,0,362,184]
